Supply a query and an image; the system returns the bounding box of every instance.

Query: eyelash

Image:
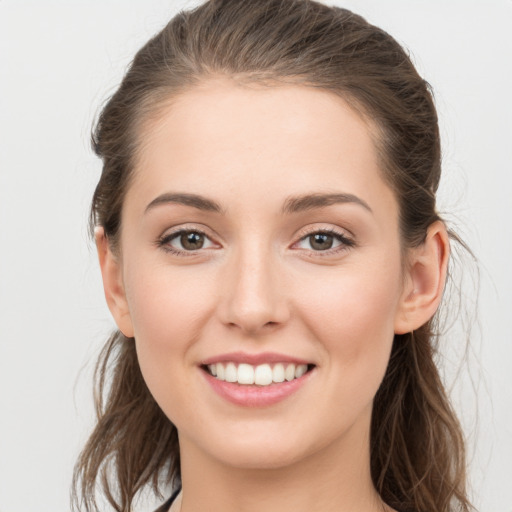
[157,228,214,256]
[157,227,355,257]
[294,228,355,257]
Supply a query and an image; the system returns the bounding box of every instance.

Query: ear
[95,227,134,338]
[394,221,450,334]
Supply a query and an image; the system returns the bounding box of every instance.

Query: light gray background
[0,1,511,511]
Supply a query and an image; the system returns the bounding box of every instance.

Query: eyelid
[156,223,355,257]
[291,226,355,255]
[295,223,354,240]
[157,224,221,256]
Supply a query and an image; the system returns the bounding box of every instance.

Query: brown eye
[308,233,334,250]
[159,229,216,254]
[180,231,205,250]
[157,229,219,256]
[294,229,354,254]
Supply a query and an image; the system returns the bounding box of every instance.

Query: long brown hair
[73,1,474,511]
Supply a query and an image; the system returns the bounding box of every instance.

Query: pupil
[181,232,204,250]
[310,233,333,250]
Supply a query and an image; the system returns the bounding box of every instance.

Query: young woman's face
[115,79,409,470]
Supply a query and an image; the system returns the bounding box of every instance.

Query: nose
[218,242,290,335]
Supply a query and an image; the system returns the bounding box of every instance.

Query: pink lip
[200,366,314,407]
[201,351,311,366]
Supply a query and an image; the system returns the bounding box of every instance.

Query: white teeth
[272,363,285,383]
[206,362,310,386]
[225,362,237,382]
[285,363,295,382]
[254,364,273,386]
[295,364,307,378]
[216,363,225,381]
[237,363,255,384]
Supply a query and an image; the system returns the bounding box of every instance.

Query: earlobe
[95,227,134,338]
[394,221,450,334]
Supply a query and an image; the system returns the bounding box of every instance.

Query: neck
[176,413,392,512]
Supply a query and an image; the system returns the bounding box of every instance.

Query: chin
[183,415,352,472]
[207,438,311,470]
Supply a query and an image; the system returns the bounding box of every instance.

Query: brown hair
[73,1,474,511]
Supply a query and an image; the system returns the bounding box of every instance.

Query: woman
[73,1,474,511]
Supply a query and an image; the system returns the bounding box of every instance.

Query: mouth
[201,362,316,387]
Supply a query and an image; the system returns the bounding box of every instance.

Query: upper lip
[200,351,312,366]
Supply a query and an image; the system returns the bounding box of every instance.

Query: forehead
[127,78,397,221]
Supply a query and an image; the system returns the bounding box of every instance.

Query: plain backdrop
[0,1,511,511]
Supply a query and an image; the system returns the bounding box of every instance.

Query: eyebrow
[145,192,224,214]
[281,192,372,215]
[144,191,372,215]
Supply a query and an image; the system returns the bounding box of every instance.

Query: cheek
[125,263,212,340]
[296,257,402,379]
[122,263,217,392]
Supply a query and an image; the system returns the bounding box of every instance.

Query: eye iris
[310,233,333,250]
[181,232,204,250]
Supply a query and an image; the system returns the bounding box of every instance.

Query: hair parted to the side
[73,1,474,511]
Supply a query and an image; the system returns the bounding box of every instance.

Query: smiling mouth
[202,362,315,387]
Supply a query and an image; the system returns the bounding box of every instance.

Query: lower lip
[201,368,313,407]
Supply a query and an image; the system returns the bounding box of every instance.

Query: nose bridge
[221,235,288,333]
